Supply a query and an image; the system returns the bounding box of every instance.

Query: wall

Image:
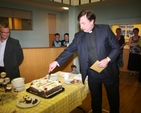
[58,11,69,40]
[78,0,141,25]
[1,0,141,48]
[73,0,141,71]
[0,3,68,47]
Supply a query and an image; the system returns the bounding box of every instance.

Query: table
[0,72,89,113]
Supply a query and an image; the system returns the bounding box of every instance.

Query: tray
[26,87,65,99]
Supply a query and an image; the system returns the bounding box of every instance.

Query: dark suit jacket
[4,37,24,80]
[56,24,120,83]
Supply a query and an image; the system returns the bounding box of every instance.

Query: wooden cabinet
[19,47,73,83]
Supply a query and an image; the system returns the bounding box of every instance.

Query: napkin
[74,74,82,81]
[90,60,106,73]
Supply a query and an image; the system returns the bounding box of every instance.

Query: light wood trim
[19,47,130,83]
[19,48,73,83]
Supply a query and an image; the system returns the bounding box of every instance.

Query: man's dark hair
[64,33,69,37]
[77,9,96,22]
[71,64,77,69]
[55,33,60,36]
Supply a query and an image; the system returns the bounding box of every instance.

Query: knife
[48,71,51,79]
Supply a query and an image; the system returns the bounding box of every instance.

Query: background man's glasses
[0,31,10,34]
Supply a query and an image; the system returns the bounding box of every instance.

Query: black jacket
[56,24,120,83]
[4,37,24,80]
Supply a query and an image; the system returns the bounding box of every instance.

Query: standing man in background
[61,33,69,47]
[49,9,120,113]
[0,23,24,80]
[52,33,62,47]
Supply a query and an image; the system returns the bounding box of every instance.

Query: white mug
[64,73,70,81]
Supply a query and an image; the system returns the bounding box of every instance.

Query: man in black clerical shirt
[48,9,120,113]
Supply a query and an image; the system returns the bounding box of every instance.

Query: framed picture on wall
[119,24,134,38]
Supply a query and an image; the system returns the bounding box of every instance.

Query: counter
[119,45,130,72]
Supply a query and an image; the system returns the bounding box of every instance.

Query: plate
[16,96,40,108]
[65,79,81,85]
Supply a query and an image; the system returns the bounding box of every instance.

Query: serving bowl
[11,77,25,92]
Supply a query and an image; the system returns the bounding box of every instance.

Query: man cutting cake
[48,9,120,113]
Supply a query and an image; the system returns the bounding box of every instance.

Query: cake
[25,97,32,104]
[5,86,12,92]
[29,78,62,98]
[0,78,4,84]
[4,77,10,83]
[32,98,38,104]
[7,83,12,87]
[0,87,5,92]
[19,95,38,105]
[0,72,6,78]
[23,95,29,98]
[19,98,25,103]
[70,79,80,84]
[11,89,18,96]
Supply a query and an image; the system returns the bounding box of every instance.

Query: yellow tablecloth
[0,72,89,113]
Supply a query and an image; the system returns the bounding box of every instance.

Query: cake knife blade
[48,72,51,79]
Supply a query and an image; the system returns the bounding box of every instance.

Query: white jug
[11,77,25,92]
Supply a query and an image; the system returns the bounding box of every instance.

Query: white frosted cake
[29,78,62,98]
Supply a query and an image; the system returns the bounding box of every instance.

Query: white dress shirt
[0,38,7,67]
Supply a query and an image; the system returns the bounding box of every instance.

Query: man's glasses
[0,31,10,34]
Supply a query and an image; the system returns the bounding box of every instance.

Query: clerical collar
[83,25,95,34]
[88,30,92,33]
[84,30,92,34]
[86,26,94,33]
[84,30,93,34]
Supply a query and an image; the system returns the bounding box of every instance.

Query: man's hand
[48,61,58,73]
[98,57,111,68]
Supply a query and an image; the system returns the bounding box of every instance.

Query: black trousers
[139,56,141,82]
[0,67,5,73]
[139,72,141,82]
[88,69,120,113]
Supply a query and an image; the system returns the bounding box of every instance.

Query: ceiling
[0,0,69,11]
[0,0,135,12]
